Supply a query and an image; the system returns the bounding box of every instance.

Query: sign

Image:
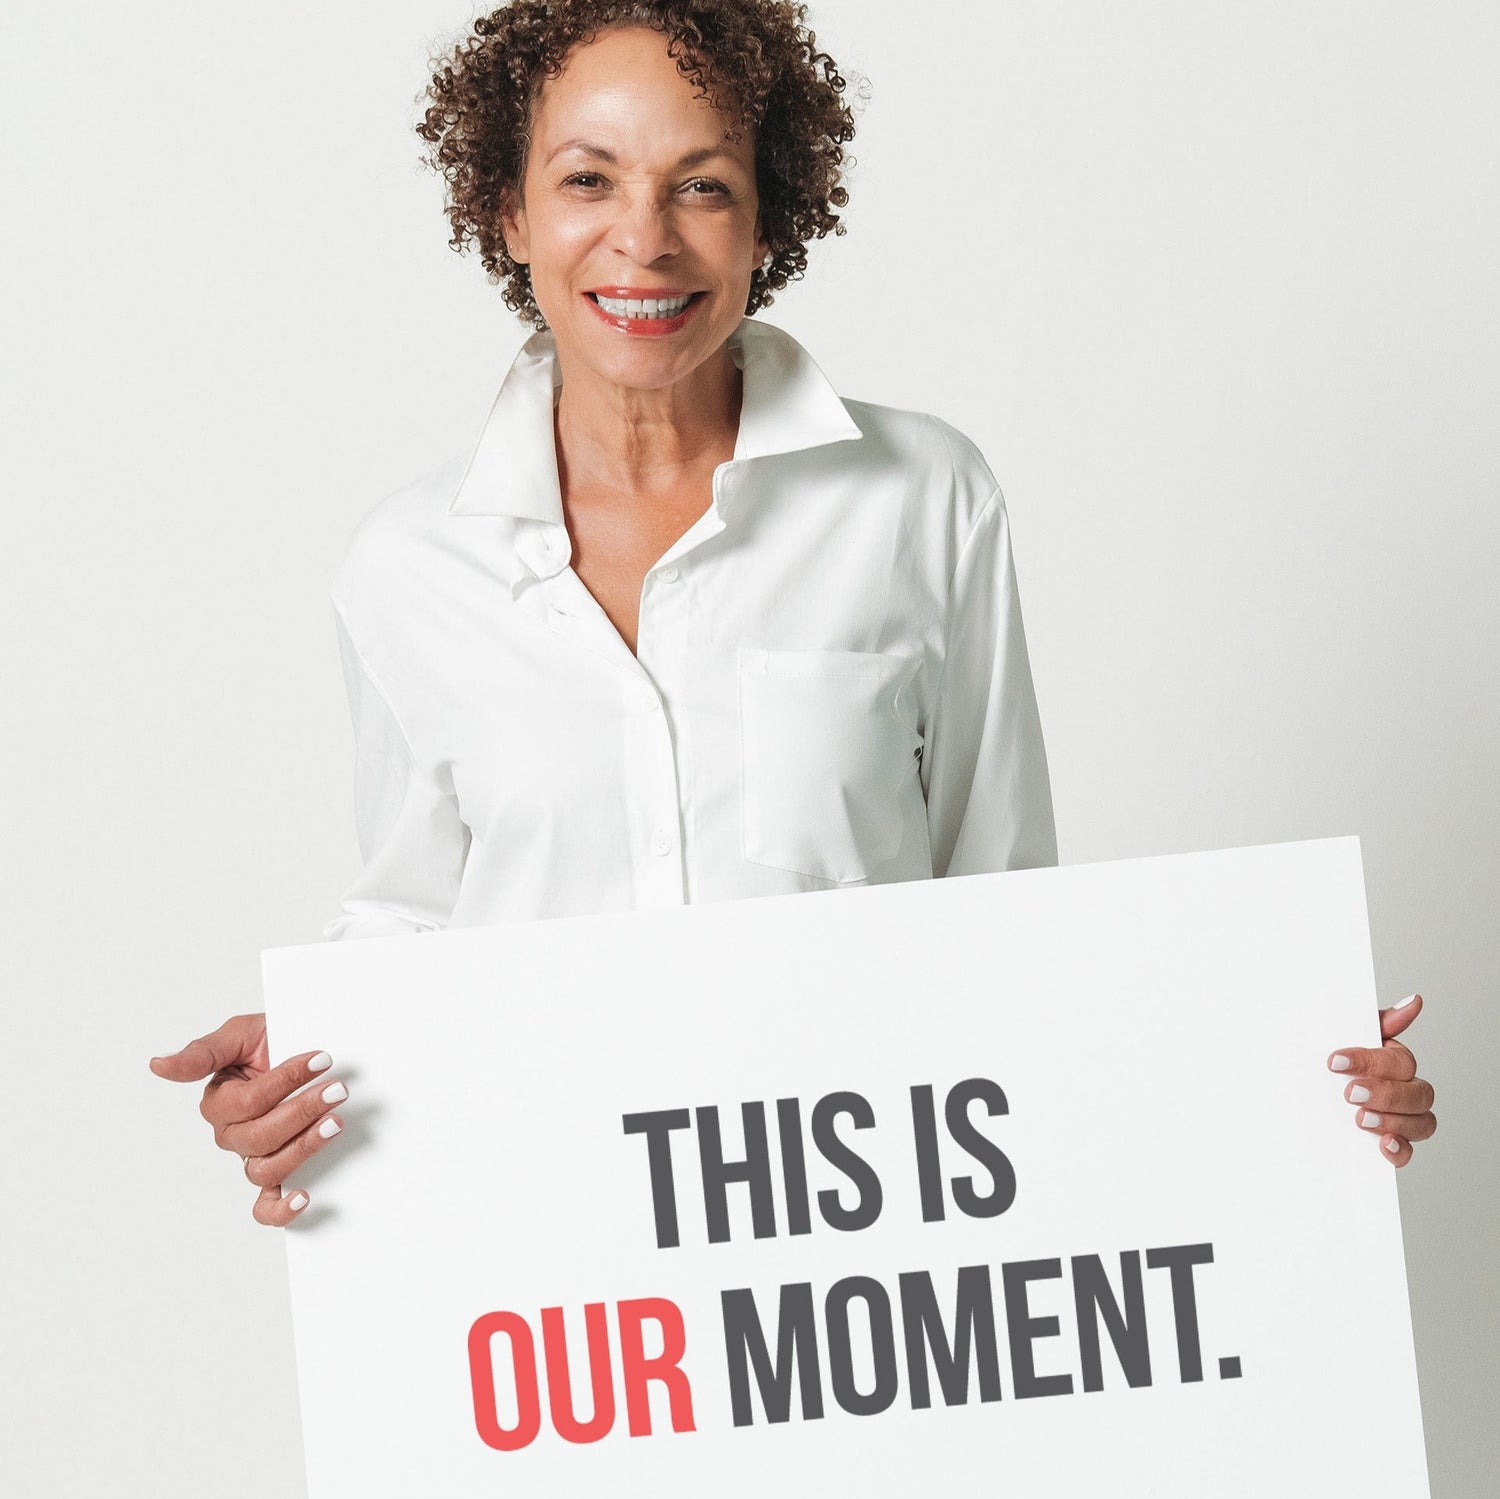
[262,838,1430,1496]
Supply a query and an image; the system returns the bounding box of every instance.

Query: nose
[605,186,684,267]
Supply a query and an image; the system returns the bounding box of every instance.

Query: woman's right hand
[149,1012,348,1226]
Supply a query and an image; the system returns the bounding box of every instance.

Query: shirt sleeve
[921,488,1058,878]
[321,599,471,940]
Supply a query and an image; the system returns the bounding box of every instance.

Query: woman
[148,0,1436,1223]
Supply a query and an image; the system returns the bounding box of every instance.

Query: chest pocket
[738,648,922,884]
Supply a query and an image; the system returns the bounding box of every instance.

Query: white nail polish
[319,1117,342,1139]
[308,1051,333,1072]
[321,1081,348,1105]
[1385,1137,1402,1153]
[1347,1085,1371,1103]
[1330,1054,1352,1072]
[288,1191,309,1211]
[1360,1111,1383,1129]
[1392,994,1418,1009]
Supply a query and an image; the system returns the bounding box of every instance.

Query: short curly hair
[416,0,857,328]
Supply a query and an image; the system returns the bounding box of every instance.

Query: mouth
[582,289,705,322]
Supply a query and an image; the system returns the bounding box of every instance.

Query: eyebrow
[544,141,739,170]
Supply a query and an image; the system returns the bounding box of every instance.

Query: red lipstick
[583,289,706,337]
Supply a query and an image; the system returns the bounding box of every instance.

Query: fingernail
[1359,1110,1383,1129]
[288,1191,309,1211]
[1385,1137,1402,1154]
[1347,1084,1372,1103]
[1392,994,1419,1009]
[321,1081,348,1105]
[318,1117,342,1139]
[1329,1054,1352,1072]
[308,1051,333,1073]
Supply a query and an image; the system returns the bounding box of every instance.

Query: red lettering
[468,1311,542,1452]
[617,1297,697,1437]
[469,1298,696,1449]
[541,1303,616,1444]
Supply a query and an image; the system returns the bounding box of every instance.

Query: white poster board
[262,838,1429,1497]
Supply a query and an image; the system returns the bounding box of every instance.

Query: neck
[552,342,742,495]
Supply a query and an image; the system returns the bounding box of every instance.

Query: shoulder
[330,451,469,623]
[839,396,1004,539]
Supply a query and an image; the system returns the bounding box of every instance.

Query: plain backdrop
[2,2,1495,1495]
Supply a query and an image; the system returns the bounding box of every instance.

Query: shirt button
[652,829,674,856]
[657,565,680,584]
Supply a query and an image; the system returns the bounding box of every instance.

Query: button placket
[637,558,694,904]
[634,582,685,903]
[643,689,682,882]
[616,662,684,906]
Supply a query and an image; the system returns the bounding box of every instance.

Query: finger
[150,1013,268,1084]
[1343,1075,1435,1115]
[202,1049,336,1130]
[1379,1133,1413,1167]
[220,1073,347,1160]
[1327,1041,1416,1082]
[242,1109,346,1191]
[251,1181,313,1228]
[1378,994,1422,1041]
[1352,1108,1437,1144]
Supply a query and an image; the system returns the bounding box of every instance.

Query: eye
[561,171,606,190]
[682,178,730,197]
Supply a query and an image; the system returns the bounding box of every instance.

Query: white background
[1,1,1494,1494]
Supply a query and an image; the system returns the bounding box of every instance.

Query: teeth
[593,293,695,319]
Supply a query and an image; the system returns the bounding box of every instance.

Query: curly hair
[416,0,857,328]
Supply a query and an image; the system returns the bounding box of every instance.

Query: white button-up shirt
[323,318,1056,940]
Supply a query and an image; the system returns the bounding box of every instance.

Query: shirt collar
[446,317,863,521]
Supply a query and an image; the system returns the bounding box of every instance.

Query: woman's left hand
[1327,994,1437,1166]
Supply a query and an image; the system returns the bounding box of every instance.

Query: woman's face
[500,25,768,394]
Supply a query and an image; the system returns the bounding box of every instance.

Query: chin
[559,320,734,389]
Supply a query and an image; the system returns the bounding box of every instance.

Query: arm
[322,598,470,940]
[145,600,471,1226]
[922,488,1058,878]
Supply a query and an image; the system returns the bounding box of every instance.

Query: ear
[752,213,769,272]
[499,187,530,265]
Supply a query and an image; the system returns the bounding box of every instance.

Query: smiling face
[499,25,769,395]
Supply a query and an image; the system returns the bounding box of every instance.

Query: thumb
[149,1013,266,1082]
[1379,993,1422,1041]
